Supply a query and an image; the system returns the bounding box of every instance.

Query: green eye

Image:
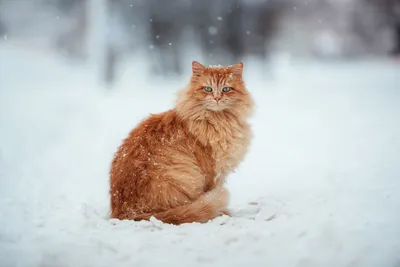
[204,87,213,92]
[222,87,231,92]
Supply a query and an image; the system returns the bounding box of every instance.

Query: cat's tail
[123,187,229,225]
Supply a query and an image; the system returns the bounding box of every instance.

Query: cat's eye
[203,87,213,92]
[222,87,232,92]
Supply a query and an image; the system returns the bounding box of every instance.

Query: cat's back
[124,109,181,141]
[110,110,185,175]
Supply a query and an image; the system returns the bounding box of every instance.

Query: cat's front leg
[213,172,228,189]
[221,209,231,217]
[211,186,231,217]
[203,172,225,192]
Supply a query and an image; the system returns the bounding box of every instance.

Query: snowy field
[1,44,400,267]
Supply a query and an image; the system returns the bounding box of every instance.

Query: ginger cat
[109,61,253,224]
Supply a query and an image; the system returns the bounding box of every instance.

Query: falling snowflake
[208,26,218,36]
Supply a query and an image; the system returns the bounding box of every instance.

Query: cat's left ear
[232,62,244,76]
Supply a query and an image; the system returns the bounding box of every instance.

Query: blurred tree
[55,0,88,60]
[104,0,127,87]
[0,17,5,37]
[145,0,190,76]
[352,0,400,56]
[191,0,246,64]
[0,1,5,36]
[190,0,280,64]
[383,0,400,55]
[224,0,245,62]
[241,1,281,61]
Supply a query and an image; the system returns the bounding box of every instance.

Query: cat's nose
[214,96,221,102]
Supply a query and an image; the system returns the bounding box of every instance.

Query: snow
[1,44,400,267]
[208,64,224,68]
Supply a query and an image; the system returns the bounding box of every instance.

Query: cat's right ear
[192,61,205,76]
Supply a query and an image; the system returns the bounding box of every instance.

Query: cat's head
[177,61,253,120]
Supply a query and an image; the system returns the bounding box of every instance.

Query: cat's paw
[205,187,230,209]
[220,209,231,217]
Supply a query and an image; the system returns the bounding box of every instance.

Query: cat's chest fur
[189,118,250,182]
[211,124,250,177]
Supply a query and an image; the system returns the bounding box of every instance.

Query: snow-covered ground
[1,44,400,267]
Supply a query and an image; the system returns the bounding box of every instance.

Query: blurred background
[0,0,399,86]
[1,1,400,266]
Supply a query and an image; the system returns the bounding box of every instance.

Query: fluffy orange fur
[109,61,254,224]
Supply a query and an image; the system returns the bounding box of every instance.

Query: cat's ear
[231,62,244,75]
[192,61,205,76]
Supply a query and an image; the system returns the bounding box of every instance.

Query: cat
[109,61,254,225]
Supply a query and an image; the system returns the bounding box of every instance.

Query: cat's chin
[206,105,228,112]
